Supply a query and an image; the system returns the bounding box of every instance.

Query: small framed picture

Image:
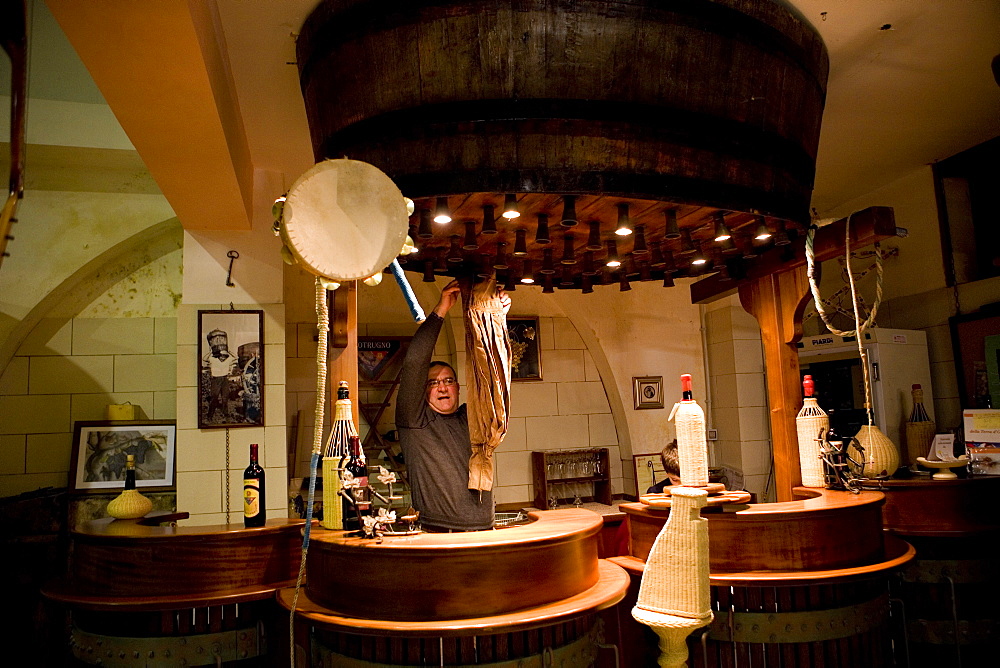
[508,316,542,381]
[633,376,664,409]
[70,420,177,492]
[198,310,264,429]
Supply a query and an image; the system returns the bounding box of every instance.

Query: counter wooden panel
[56,517,304,601]
[304,508,604,622]
[624,487,886,571]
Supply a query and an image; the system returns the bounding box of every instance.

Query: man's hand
[499,290,511,315]
[432,280,461,317]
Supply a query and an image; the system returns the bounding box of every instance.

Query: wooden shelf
[531,448,611,509]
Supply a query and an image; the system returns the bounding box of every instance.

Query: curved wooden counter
[43,517,305,666]
[50,517,305,602]
[304,508,605,621]
[611,488,915,667]
[862,475,1000,536]
[281,559,628,637]
[624,487,887,571]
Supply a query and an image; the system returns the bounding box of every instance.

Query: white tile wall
[0,314,180,503]
[0,357,28,395]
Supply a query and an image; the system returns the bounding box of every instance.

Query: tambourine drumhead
[281,159,408,281]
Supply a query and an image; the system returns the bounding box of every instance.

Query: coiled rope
[289,277,330,666]
[805,216,883,425]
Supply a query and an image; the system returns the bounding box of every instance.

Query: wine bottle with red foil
[671,373,708,486]
[243,443,266,527]
[342,435,371,532]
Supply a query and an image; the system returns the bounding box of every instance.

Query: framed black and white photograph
[508,316,542,381]
[70,420,176,492]
[633,376,664,409]
[198,310,264,429]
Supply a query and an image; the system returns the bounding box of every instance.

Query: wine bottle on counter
[342,435,371,532]
[905,384,936,468]
[243,443,266,528]
[795,375,828,488]
[322,380,357,529]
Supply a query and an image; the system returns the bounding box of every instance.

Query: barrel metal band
[69,625,262,666]
[900,558,990,584]
[907,618,1000,646]
[706,593,889,644]
[310,625,597,668]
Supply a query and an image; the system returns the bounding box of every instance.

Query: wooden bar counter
[607,488,916,667]
[44,515,304,665]
[279,508,629,666]
[864,476,1000,667]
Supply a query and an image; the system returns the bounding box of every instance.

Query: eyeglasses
[426,377,458,388]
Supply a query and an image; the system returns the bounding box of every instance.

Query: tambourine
[280,159,408,281]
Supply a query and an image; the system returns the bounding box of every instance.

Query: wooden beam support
[738,267,812,501]
[690,206,898,305]
[711,206,896,500]
[328,282,359,426]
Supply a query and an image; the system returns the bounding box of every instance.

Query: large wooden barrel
[296,0,828,223]
[875,477,1000,668]
[43,517,304,666]
[279,509,628,667]
[610,489,916,667]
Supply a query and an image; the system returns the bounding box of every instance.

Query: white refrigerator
[797,328,934,449]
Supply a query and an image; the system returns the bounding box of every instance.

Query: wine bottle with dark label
[124,454,137,490]
[243,443,266,527]
[342,435,371,532]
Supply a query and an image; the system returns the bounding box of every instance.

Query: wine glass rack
[531,448,611,510]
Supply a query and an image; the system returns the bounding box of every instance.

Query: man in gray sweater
[396,281,506,531]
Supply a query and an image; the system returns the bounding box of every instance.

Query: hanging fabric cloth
[461,277,512,492]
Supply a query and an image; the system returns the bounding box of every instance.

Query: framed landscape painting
[70,420,176,492]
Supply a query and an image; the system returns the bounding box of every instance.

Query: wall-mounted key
[225,250,239,286]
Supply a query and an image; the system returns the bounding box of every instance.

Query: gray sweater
[396,314,493,531]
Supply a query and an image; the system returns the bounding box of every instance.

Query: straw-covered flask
[905,384,936,468]
[795,375,828,487]
[668,374,709,487]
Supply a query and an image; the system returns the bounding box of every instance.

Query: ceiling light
[481,204,497,235]
[586,220,603,250]
[561,232,576,264]
[493,241,508,270]
[560,195,578,227]
[502,194,520,219]
[463,221,478,250]
[605,239,621,267]
[535,213,551,244]
[433,197,451,224]
[519,258,534,283]
[664,209,680,239]
[540,248,556,274]
[417,209,433,238]
[512,229,528,256]
[632,225,649,255]
[754,217,772,241]
[614,203,633,236]
[713,212,731,242]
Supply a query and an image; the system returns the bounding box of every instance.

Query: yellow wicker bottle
[321,380,356,529]
[905,384,936,468]
[106,454,153,520]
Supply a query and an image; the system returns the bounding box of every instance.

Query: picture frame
[198,310,265,429]
[633,452,667,496]
[70,420,177,492]
[949,308,1000,409]
[508,316,542,381]
[633,376,664,409]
